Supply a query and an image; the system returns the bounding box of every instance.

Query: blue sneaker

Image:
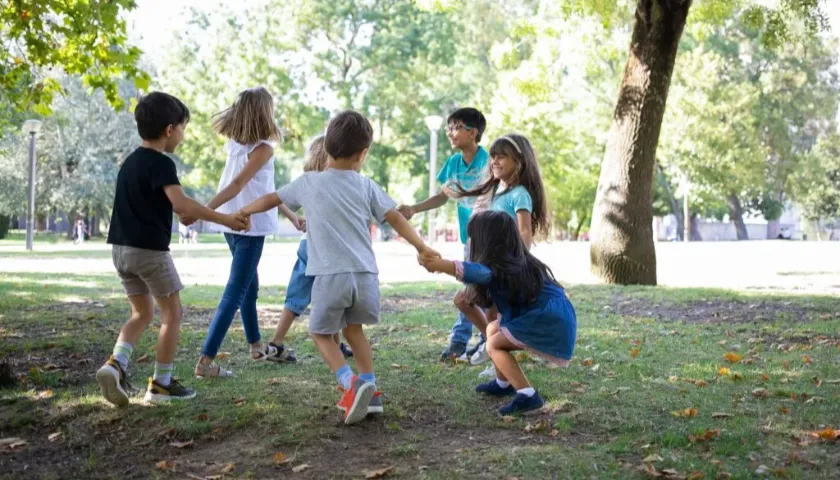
[475,380,516,396]
[498,392,545,415]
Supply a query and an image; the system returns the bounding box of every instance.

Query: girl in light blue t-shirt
[453,133,551,373]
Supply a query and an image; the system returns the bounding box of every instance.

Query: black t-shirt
[107,147,181,251]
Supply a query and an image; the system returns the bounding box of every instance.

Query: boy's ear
[359,148,369,161]
[164,124,174,137]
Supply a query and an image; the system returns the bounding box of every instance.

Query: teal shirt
[491,185,533,221]
[436,147,489,243]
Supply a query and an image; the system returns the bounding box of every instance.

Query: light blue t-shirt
[436,147,489,243]
[491,185,533,221]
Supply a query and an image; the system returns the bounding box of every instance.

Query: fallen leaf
[523,419,548,433]
[548,429,560,437]
[671,408,698,418]
[761,374,769,381]
[752,388,769,398]
[42,364,59,371]
[695,380,708,387]
[267,378,282,385]
[158,427,176,438]
[640,463,663,477]
[273,452,290,465]
[196,413,210,422]
[631,348,641,358]
[689,428,720,443]
[813,377,822,388]
[216,352,231,360]
[292,464,310,473]
[804,396,825,404]
[365,465,396,479]
[731,372,744,381]
[824,379,840,384]
[155,460,174,470]
[783,360,790,369]
[668,376,679,383]
[47,432,61,442]
[0,438,27,450]
[778,407,790,414]
[233,397,247,406]
[801,355,812,364]
[717,340,727,346]
[755,465,770,475]
[688,472,704,480]
[169,441,194,449]
[500,416,515,423]
[220,463,235,473]
[643,454,664,463]
[36,389,53,400]
[389,364,402,369]
[711,412,733,419]
[136,354,150,363]
[724,352,742,364]
[716,473,732,480]
[717,367,731,376]
[582,358,593,366]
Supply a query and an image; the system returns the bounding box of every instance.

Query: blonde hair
[212,87,282,144]
[303,135,329,172]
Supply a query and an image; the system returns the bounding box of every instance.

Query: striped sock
[153,362,174,387]
[112,342,133,370]
[336,365,354,390]
[358,372,376,387]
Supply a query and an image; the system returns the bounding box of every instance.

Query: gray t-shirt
[276,169,396,275]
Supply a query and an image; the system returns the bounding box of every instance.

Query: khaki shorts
[309,272,379,335]
[112,245,184,297]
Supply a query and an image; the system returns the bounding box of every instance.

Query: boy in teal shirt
[397,108,489,360]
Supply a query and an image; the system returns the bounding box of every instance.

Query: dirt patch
[606,297,840,324]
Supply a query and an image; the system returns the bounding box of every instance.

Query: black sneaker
[265,343,297,363]
[143,378,196,403]
[96,355,133,407]
[439,341,467,361]
[340,342,354,358]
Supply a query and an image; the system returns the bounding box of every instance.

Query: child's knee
[486,320,500,337]
[453,291,469,310]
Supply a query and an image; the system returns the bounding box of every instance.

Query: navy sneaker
[498,392,545,416]
[475,380,516,396]
[340,342,354,358]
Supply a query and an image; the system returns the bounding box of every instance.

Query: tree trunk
[656,162,684,240]
[572,212,588,241]
[690,213,702,241]
[589,0,692,285]
[727,193,749,240]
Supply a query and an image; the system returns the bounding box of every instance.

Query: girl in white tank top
[194,87,303,378]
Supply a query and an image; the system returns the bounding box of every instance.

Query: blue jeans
[284,239,312,316]
[201,234,265,358]
[450,243,477,345]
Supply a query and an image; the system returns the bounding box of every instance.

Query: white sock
[153,362,173,386]
[112,341,133,370]
[517,387,536,397]
[495,378,511,388]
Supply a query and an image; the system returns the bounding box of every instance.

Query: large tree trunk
[727,193,749,240]
[589,0,692,285]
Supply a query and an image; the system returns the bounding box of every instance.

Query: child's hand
[292,216,306,232]
[417,253,436,272]
[179,214,196,226]
[396,205,415,220]
[227,211,249,231]
[419,246,441,264]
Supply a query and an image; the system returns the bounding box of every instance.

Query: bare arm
[517,211,533,250]
[278,204,304,231]
[240,192,283,216]
[206,144,274,210]
[421,258,457,277]
[397,191,449,220]
[163,185,247,230]
[383,209,440,258]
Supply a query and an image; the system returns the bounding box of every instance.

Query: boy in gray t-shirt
[241,110,439,425]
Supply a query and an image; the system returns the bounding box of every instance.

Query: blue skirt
[499,294,576,363]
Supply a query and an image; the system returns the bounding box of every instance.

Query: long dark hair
[467,210,557,307]
[455,133,551,240]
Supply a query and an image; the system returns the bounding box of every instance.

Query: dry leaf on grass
[824,379,840,384]
[643,454,664,463]
[36,390,53,400]
[689,429,720,443]
[196,413,210,422]
[220,463,235,473]
[267,378,283,385]
[778,407,790,414]
[813,377,822,388]
[687,472,704,480]
[500,416,516,423]
[695,380,708,387]
[630,348,641,358]
[155,460,174,470]
[548,429,560,437]
[717,367,731,376]
[169,441,194,449]
[216,352,231,360]
[523,419,549,433]
[233,397,247,406]
[365,465,396,478]
[801,355,812,364]
[292,464,310,473]
[671,408,698,418]
[273,452,290,465]
[158,427,176,438]
[582,358,593,366]
[136,354,150,363]
[711,412,733,419]
[0,438,27,450]
[760,374,769,381]
[723,352,742,363]
[47,432,61,442]
[752,388,769,398]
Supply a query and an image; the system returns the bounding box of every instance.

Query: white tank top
[215,140,279,236]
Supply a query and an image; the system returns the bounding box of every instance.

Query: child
[396,107,489,362]
[96,92,248,406]
[240,110,439,424]
[419,210,575,415]
[192,87,303,378]
[453,133,550,375]
[262,135,353,364]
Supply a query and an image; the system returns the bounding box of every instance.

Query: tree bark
[572,212,588,241]
[589,0,692,285]
[727,193,749,240]
[690,213,703,241]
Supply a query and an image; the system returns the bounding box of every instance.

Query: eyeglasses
[447,124,474,133]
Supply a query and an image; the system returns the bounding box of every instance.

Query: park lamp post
[22,119,42,251]
[677,171,691,242]
[424,115,444,244]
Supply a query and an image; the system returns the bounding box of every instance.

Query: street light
[424,115,443,244]
[22,119,41,251]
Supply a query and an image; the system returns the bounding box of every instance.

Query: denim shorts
[284,239,313,315]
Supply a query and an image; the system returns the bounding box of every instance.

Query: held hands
[225,210,251,232]
[179,215,196,227]
[291,216,306,233]
[417,246,441,273]
[396,205,415,220]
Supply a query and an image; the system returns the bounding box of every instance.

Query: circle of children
[95,88,577,425]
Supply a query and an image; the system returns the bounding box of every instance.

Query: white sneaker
[478,364,496,378]
[470,342,490,365]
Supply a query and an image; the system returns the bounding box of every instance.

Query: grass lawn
[1,272,839,479]
[0,231,298,247]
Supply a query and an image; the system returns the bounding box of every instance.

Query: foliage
[792,133,840,221]
[0,0,148,128]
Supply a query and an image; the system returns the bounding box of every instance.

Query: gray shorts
[112,245,184,297]
[309,272,379,334]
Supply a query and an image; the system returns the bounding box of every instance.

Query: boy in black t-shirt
[97,92,249,406]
